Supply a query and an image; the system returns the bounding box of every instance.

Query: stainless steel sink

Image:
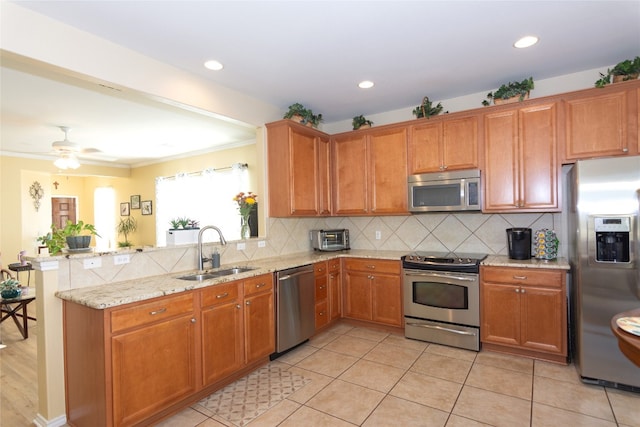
[177,266,256,281]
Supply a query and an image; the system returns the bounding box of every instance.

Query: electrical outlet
[237,242,246,250]
[83,257,102,269]
[258,241,266,248]
[114,254,130,265]
[375,231,381,240]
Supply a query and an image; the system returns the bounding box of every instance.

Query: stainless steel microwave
[408,169,481,212]
[310,229,350,251]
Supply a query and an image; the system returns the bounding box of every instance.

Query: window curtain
[155,167,249,246]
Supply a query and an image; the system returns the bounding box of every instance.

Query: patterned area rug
[196,364,310,426]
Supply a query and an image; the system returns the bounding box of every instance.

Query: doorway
[52,197,77,228]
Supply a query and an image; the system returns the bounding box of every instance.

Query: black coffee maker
[507,228,532,260]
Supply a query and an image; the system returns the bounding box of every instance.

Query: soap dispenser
[212,247,221,268]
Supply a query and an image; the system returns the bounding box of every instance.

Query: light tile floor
[158,322,640,427]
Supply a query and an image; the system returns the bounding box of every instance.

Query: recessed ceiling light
[514,36,539,49]
[358,80,374,89]
[204,60,224,71]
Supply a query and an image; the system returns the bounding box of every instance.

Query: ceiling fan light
[54,154,80,170]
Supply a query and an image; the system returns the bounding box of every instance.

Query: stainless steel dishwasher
[271,264,315,359]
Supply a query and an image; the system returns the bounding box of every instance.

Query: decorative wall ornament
[29,181,44,211]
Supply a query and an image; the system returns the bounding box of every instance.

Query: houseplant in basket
[352,115,373,130]
[595,56,640,87]
[482,77,534,106]
[412,97,446,119]
[283,103,310,123]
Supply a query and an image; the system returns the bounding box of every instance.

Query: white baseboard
[33,413,67,427]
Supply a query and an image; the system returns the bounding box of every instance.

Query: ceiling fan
[51,126,101,169]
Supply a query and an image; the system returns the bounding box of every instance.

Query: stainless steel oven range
[402,252,487,351]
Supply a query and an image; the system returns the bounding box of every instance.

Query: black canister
[507,228,532,260]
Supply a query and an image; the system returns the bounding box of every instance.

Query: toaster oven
[310,229,350,251]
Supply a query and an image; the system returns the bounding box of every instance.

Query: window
[155,166,249,246]
[94,187,116,250]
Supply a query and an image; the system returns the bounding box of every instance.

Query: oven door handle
[406,322,477,336]
[405,272,476,282]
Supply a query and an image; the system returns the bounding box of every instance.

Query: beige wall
[0,144,258,265]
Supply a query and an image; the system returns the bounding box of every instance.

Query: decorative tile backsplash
[266,212,564,257]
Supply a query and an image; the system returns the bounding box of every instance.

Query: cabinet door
[371,274,402,326]
[480,282,520,346]
[328,269,342,321]
[565,90,629,160]
[408,122,442,173]
[484,110,519,211]
[317,135,332,215]
[442,115,479,171]
[332,134,368,215]
[244,291,275,364]
[368,127,408,214]
[201,302,243,386]
[520,286,566,355]
[343,270,372,321]
[112,314,197,426]
[290,126,323,215]
[519,103,559,210]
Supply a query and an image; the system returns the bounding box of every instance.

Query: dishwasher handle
[278,270,312,281]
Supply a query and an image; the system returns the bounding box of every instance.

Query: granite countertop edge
[56,251,570,310]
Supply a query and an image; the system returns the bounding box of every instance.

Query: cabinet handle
[317,268,324,272]
[442,165,448,170]
[191,318,196,323]
[255,283,266,288]
[515,289,520,293]
[149,307,167,316]
[319,285,325,289]
[368,275,374,280]
[521,289,526,293]
[319,311,325,316]
[366,265,375,269]
[216,292,229,299]
[513,275,527,280]
[246,301,251,305]
[623,148,628,152]
[236,304,241,309]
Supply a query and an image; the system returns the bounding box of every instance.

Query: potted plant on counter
[283,103,309,123]
[1,276,22,299]
[117,217,137,248]
[40,220,101,255]
[166,217,200,245]
[482,77,534,106]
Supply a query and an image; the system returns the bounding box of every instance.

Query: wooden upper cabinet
[332,126,408,215]
[332,133,368,215]
[266,120,331,217]
[484,102,559,212]
[564,89,629,160]
[409,115,479,174]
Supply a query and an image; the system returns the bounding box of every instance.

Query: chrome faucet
[198,225,227,271]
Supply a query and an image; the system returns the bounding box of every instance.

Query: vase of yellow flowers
[233,192,257,239]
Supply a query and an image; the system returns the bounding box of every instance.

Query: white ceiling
[2,1,640,167]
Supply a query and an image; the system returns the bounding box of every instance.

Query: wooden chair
[1,268,14,281]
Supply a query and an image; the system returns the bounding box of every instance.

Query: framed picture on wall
[130,195,141,209]
[141,200,152,215]
[120,202,130,216]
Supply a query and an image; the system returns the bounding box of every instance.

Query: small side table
[1,292,37,339]
[8,263,33,286]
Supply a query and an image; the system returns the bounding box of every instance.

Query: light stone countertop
[482,255,570,270]
[55,249,407,310]
[55,250,570,310]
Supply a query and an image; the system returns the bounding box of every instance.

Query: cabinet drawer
[314,261,328,278]
[315,301,329,328]
[244,274,274,297]
[201,282,240,308]
[328,258,341,272]
[315,278,328,300]
[111,293,195,334]
[482,267,563,288]
[344,258,400,275]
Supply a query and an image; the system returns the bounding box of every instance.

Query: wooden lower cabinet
[480,266,567,363]
[63,273,275,427]
[328,259,342,321]
[343,258,402,327]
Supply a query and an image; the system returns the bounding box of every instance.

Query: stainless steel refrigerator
[567,155,640,391]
